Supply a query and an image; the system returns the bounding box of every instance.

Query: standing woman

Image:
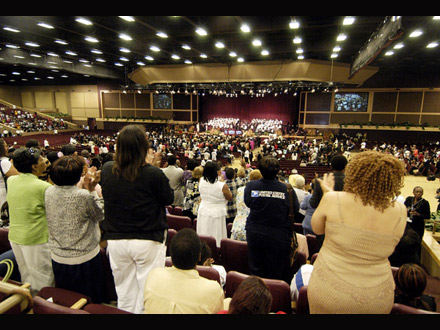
[0,138,19,210]
[308,151,407,313]
[100,125,174,314]
[404,186,430,242]
[196,161,232,247]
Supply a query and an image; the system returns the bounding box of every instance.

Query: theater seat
[36,287,92,308]
[32,296,90,314]
[390,303,439,314]
[220,238,249,274]
[83,303,133,314]
[224,271,292,314]
[0,228,11,254]
[198,234,219,264]
[295,286,309,314]
[166,214,193,231]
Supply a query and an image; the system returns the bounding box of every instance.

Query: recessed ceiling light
[343,16,355,25]
[25,42,40,47]
[5,44,19,49]
[91,49,103,54]
[296,48,303,54]
[96,58,106,62]
[85,36,99,43]
[261,49,269,56]
[182,45,191,50]
[337,34,347,41]
[200,53,207,58]
[393,43,404,49]
[119,34,132,41]
[241,24,250,33]
[215,42,225,48]
[120,47,131,53]
[229,51,237,57]
[331,53,338,58]
[289,20,300,29]
[385,51,394,56]
[30,54,41,58]
[47,52,59,57]
[252,39,262,47]
[150,46,160,52]
[184,60,192,64]
[37,22,54,29]
[196,27,207,36]
[55,40,68,45]
[427,42,438,48]
[76,17,92,25]
[156,32,168,38]
[145,56,154,61]
[171,54,180,60]
[114,62,123,66]
[137,61,145,66]
[293,37,302,44]
[119,57,129,61]
[237,57,244,62]
[3,27,20,33]
[65,51,77,56]
[409,30,423,38]
[333,46,341,52]
[119,16,135,22]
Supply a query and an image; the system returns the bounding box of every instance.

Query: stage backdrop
[199,94,298,124]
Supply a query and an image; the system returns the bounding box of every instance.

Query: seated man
[143,228,227,314]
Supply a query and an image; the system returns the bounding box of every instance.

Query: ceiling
[0,16,439,90]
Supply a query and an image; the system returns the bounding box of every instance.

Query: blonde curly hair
[343,151,405,212]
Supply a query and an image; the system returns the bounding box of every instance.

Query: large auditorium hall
[1,16,440,315]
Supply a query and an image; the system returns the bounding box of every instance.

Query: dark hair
[198,240,212,265]
[228,276,273,314]
[330,154,348,172]
[170,228,201,270]
[25,139,40,149]
[46,151,60,164]
[396,263,427,299]
[12,147,41,173]
[203,161,220,184]
[61,144,77,156]
[50,155,84,186]
[258,155,279,180]
[0,138,7,158]
[113,125,149,182]
[225,167,235,180]
[167,154,177,166]
[186,158,198,171]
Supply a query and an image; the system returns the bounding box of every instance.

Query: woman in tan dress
[308,151,407,314]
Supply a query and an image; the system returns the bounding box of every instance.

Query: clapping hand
[84,166,101,192]
[317,173,335,194]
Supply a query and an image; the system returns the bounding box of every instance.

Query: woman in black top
[100,125,174,313]
[404,186,431,241]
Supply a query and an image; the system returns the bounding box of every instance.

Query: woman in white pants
[100,125,174,314]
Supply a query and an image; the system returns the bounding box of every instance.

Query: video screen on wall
[153,94,172,109]
[334,92,369,112]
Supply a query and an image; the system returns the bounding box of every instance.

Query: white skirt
[197,203,227,248]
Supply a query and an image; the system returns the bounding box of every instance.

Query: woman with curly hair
[307,151,407,314]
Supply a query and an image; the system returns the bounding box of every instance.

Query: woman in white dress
[196,161,232,247]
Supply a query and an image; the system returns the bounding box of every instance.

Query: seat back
[0,228,11,254]
[220,238,249,274]
[83,303,133,314]
[166,228,177,257]
[390,303,439,314]
[166,214,192,231]
[37,287,92,307]
[32,296,90,314]
[196,265,221,285]
[305,234,319,259]
[291,250,307,276]
[295,285,309,314]
[225,271,292,314]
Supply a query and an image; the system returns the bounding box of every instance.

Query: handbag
[285,183,299,266]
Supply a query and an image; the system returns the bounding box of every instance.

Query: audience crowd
[1,116,440,314]
[0,106,69,135]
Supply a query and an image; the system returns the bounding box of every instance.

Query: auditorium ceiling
[0,16,439,92]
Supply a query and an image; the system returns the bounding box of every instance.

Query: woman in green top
[7,147,53,294]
